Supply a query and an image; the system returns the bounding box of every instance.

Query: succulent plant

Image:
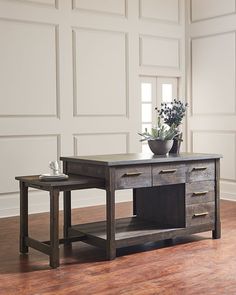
[138,116,179,142]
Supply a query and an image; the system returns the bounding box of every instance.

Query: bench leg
[63,191,71,245]
[50,189,60,268]
[20,182,28,254]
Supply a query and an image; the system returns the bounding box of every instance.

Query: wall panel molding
[190,31,236,116]
[139,0,180,24]
[73,132,129,156]
[190,0,236,23]
[0,134,61,195]
[0,19,60,118]
[72,27,129,117]
[72,0,127,18]
[191,130,236,182]
[5,0,58,9]
[139,34,180,70]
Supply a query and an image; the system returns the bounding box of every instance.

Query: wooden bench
[15,174,105,268]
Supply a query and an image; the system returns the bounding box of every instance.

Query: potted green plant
[155,99,188,154]
[138,116,179,155]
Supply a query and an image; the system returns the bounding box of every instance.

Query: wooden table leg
[213,159,221,239]
[20,181,28,254]
[106,189,116,260]
[50,189,60,268]
[63,191,71,245]
[133,188,137,215]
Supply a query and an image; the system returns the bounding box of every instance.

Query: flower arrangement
[156,99,188,127]
[138,99,188,154]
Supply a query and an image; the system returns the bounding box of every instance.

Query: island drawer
[152,164,186,186]
[186,161,215,183]
[186,181,215,205]
[186,202,215,227]
[115,165,152,189]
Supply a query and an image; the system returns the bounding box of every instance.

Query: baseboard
[0,189,133,218]
[220,180,236,202]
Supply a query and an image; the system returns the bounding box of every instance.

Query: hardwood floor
[0,200,236,295]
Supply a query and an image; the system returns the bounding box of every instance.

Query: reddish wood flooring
[0,200,236,295]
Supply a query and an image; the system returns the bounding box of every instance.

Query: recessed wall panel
[140,0,179,23]
[0,135,59,194]
[73,0,126,16]
[192,33,235,115]
[73,29,127,116]
[0,20,58,117]
[140,35,179,68]
[192,132,235,180]
[74,133,127,156]
[21,0,56,6]
[191,0,235,21]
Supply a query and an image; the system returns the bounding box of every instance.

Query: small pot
[169,132,182,154]
[148,139,173,155]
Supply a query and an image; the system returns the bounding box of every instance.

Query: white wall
[0,0,185,217]
[186,0,236,201]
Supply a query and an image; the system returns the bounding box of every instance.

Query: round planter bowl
[148,139,173,155]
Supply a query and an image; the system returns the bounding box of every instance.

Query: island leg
[212,159,221,239]
[106,189,116,260]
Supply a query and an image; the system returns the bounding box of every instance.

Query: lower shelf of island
[68,216,214,249]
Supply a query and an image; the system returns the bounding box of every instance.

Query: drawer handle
[192,167,207,171]
[123,172,142,177]
[160,169,177,174]
[193,191,209,196]
[193,212,209,217]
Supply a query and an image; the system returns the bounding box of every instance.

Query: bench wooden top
[15,174,105,191]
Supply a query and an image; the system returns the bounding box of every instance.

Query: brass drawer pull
[160,169,177,174]
[193,191,209,196]
[193,212,209,217]
[192,167,207,171]
[123,172,142,177]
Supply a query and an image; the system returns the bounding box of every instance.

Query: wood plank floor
[0,200,236,295]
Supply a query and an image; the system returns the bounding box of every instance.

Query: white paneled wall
[187,0,236,201]
[0,0,185,217]
[190,0,236,22]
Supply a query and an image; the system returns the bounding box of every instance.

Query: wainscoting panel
[73,28,127,117]
[139,0,179,23]
[72,0,126,16]
[191,0,236,22]
[73,133,128,156]
[0,19,58,117]
[20,0,56,7]
[0,135,60,194]
[191,32,235,115]
[140,35,180,69]
[192,131,236,181]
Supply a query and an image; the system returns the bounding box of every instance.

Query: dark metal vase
[169,132,182,154]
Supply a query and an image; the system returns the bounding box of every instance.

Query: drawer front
[152,164,186,186]
[187,161,215,183]
[186,181,215,205]
[186,202,215,227]
[115,165,152,189]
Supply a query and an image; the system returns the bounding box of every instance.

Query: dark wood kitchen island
[61,152,221,261]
